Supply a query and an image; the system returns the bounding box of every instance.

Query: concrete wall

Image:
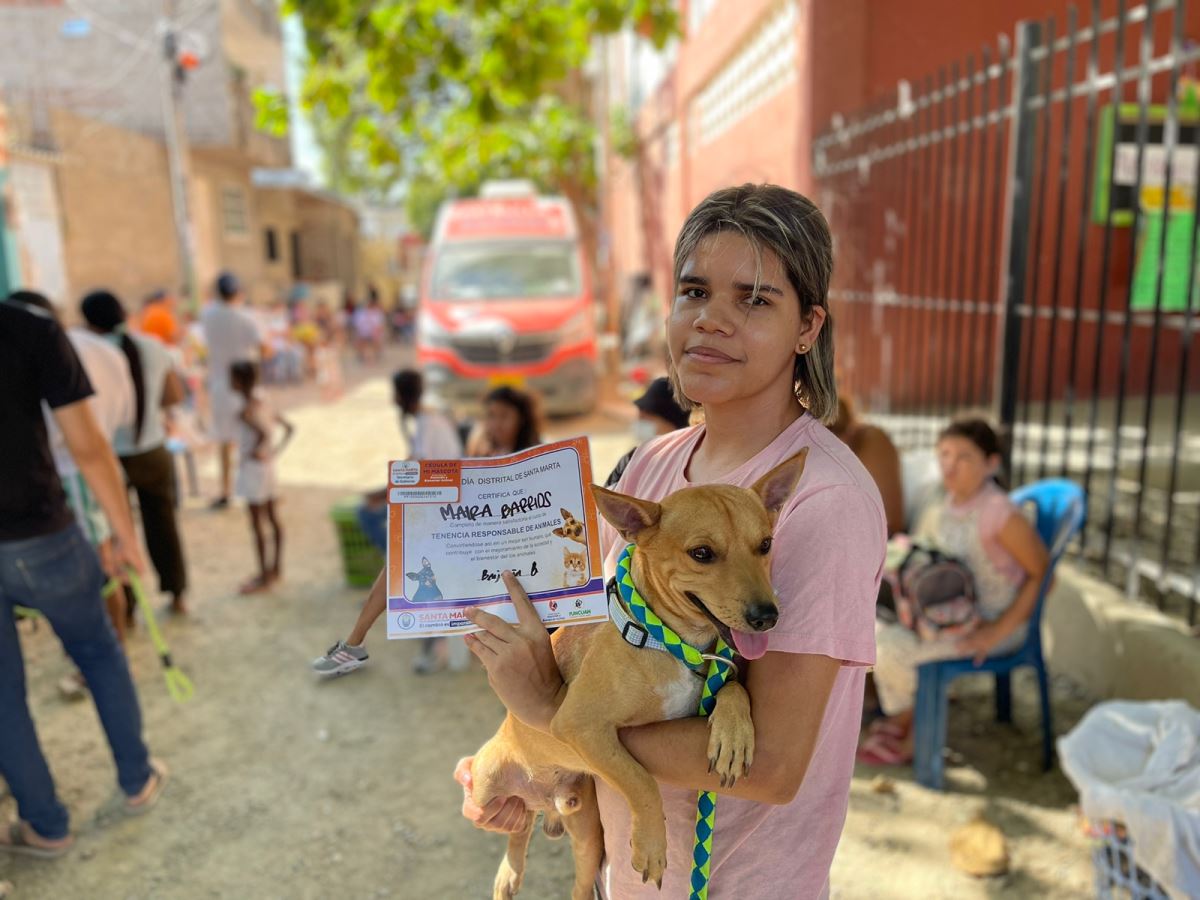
[53,109,180,304]
[0,0,232,147]
[294,193,358,292]
[603,0,809,312]
[1044,564,1200,708]
[191,149,263,301]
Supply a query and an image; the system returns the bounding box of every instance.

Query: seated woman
[860,417,1049,766]
[828,395,904,536]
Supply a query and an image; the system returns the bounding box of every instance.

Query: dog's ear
[406,572,419,580]
[590,484,661,541]
[421,557,431,568]
[552,527,565,538]
[560,508,572,520]
[751,448,809,516]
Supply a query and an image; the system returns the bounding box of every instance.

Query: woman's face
[667,231,824,410]
[484,400,522,451]
[937,436,998,499]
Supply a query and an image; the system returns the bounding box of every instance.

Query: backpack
[894,544,980,641]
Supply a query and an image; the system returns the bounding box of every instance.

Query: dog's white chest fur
[656,665,703,719]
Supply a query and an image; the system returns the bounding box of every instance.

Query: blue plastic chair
[912,479,1086,790]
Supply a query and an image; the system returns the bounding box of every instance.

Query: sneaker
[311,640,368,677]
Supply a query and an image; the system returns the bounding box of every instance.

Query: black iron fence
[814,0,1200,627]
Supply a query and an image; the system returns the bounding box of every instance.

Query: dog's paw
[629,823,667,889]
[493,858,523,900]
[706,683,754,787]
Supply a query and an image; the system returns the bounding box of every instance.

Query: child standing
[230,361,294,594]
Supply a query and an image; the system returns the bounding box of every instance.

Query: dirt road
[1,367,1095,899]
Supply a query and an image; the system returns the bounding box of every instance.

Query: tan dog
[552,508,587,545]
[468,449,808,899]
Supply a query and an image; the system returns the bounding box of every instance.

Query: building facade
[0,0,358,309]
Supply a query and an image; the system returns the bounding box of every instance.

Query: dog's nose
[744,602,779,632]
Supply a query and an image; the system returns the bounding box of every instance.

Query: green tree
[265,0,677,247]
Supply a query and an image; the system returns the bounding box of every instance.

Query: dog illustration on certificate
[552,508,587,546]
[406,557,444,603]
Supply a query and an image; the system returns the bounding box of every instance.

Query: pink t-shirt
[596,412,886,899]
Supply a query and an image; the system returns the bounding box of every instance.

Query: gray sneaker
[311,640,369,677]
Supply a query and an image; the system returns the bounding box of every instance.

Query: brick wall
[0,0,233,146]
[52,108,180,303]
[602,0,810,308]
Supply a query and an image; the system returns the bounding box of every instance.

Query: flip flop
[856,733,913,767]
[238,576,270,595]
[0,821,73,859]
[867,718,908,740]
[125,759,169,816]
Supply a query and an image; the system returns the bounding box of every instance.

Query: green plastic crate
[329,502,385,588]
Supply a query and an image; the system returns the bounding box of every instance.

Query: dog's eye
[689,546,715,563]
[759,537,773,555]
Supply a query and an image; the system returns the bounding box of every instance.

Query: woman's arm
[957,511,1050,663]
[463,575,843,805]
[856,427,905,536]
[161,369,185,408]
[55,400,147,575]
[618,651,841,805]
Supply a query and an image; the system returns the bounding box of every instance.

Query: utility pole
[160,0,197,310]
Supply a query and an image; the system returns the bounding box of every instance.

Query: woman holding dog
[458,184,887,898]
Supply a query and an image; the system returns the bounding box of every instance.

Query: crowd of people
[1,184,1057,899]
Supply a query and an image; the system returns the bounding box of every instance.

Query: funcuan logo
[397,613,416,630]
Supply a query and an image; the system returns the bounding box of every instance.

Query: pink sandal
[856,733,913,767]
[867,718,908,740]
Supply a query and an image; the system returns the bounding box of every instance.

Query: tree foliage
[264,0,677,236]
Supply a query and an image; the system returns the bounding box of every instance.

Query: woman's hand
[956,621,1010,666]
[464,571,564,732]
[454,756,530,833]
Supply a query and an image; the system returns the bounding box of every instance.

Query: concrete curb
[1044,564,1200,708]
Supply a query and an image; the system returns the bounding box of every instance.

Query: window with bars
[221,186,250,236]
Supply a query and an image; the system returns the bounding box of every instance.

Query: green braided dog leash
[614,544,736,900]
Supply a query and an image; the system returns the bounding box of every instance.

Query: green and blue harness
[610,544,737,900]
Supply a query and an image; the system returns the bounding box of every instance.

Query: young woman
[860,418,1048,766]
[464,386,542,457]
[456,184,886,898]
[81,291,190,614]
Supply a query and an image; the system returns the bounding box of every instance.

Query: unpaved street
[2,366,1094,899]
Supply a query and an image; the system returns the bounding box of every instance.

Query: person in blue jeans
[0,292,167,859]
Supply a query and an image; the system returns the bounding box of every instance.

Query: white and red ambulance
[417,181,597,416]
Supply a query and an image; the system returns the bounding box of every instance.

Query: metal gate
[814,0,1200,626]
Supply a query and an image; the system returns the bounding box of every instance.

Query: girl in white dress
[231,361,294,593]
